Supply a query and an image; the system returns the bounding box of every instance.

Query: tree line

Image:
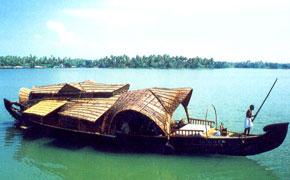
[0,55,289,69]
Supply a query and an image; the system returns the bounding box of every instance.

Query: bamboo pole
[253,78,278,122]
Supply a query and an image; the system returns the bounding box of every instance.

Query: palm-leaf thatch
[25,80,129,99]
[19,87,31,104]
[58,96,120,122]
[23,100,67,117]
[102,87,193,135]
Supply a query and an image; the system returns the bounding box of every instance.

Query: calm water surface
[0,68,289,179]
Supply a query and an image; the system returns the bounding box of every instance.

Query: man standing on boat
[244,105,256,135]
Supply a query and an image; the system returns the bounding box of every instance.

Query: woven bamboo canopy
[102,87,193,135]
[19,87,31,104]
[58,96,120,122]
[27,80,129,99]
[19,80,193,136]
[23,100,67,117]
[21,80,129,123]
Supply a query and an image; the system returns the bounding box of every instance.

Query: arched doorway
[113,110,164,136]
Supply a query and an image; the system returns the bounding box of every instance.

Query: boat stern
[262,122,289,149]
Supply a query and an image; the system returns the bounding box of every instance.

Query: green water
[0,68,289,179]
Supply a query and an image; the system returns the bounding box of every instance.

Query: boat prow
[3,98,23,121]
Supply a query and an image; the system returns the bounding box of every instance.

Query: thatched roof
[20,80,129,122]
[58,96,120,122]
[149,87,192,114]
[23,100,67,117]
[25,80,129,99]
[20,80,193,135]
[102,87,193,135]
[19,87,31,104]
[22,96,120,123]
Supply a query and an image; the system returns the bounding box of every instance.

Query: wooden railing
[188,118,215,127]
[170,118,215,137]
[171,129,204,136]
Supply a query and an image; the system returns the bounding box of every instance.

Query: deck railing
[188,118,215,127]
[170,118,215,137]
[171,129,204,136]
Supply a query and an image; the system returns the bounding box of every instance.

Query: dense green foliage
[0,55,289,69]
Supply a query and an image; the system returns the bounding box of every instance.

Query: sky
[0,0,289,62]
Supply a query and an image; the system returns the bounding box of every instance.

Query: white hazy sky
[1,0,290,62]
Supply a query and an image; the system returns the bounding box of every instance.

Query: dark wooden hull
[171,122,289,156]
[4,98,23,121]
[115,122,289,156]
[3,98,289,156]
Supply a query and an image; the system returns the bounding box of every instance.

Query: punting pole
[253,78,278,122]
[211,105,218,130]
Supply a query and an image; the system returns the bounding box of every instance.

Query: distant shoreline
[1,67,290,70]
[1,55,289,69]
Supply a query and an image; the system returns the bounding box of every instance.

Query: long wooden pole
[253,78,278,122]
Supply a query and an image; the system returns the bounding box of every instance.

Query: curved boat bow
[3,98,23,122]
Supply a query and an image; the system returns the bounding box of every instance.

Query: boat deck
[171,120,249,138]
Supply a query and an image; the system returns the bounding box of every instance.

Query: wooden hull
[4,98,23,121]
[171,122,289,155]
[3,98,289,156]
[115,122,289,156]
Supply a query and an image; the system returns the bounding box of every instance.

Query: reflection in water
[2,122,278,180]
[3,122,21,147]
